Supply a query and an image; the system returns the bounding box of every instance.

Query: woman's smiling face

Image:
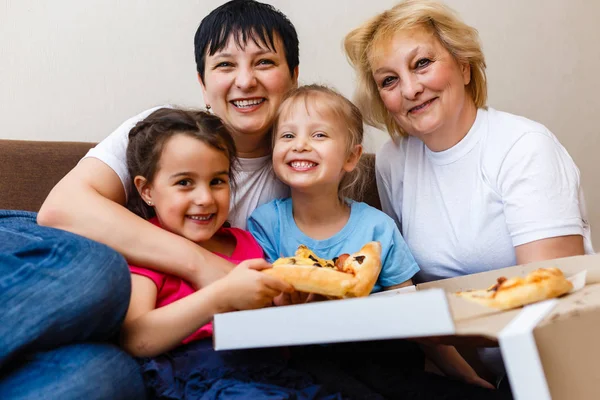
[200,32,298,154]
[369,28,473,147]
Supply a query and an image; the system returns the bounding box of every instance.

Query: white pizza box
[213,253,600,400]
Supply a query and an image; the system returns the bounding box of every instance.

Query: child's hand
[463,374,495,390]
[220,259,293,311]
[273,291,310,306]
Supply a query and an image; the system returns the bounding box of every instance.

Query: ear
[291,66,299,89]
[197,73,210,108]
[134,175,153,205]
[461,62,471,86]
[343,144,363,173]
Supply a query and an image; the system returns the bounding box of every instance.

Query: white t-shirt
[84,106,289,229]
[376,107,593,283]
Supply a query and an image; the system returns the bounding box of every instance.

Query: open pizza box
[213,253,600,400]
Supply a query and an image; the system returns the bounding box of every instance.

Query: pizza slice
[265,242,382,298]
[455,267,573,310]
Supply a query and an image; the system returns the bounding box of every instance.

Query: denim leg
[0,210,131,367]
[0,343,146,400]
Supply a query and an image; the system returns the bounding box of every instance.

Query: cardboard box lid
[417,253,600,341]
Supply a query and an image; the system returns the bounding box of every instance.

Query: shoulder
[107,105,173,141]
[351,202,397,229]
[482,107,556,157]
[479,108,568,179]
[375,136,408,174]
[250,198,291,219]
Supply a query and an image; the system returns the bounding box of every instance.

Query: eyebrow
[170,170,229,179]
[212,48,275,59]
[372,45,422,75]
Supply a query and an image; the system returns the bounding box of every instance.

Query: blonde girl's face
[272,98,362,195]
[136,134,231,244]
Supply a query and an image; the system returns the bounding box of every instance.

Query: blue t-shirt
[247,199,419,293]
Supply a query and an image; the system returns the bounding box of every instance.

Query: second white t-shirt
[376,107,593,283]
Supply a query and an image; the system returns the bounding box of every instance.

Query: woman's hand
[219,259,293,311]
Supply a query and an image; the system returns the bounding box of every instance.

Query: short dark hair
[126,108,237,219]
[194,0,299,81]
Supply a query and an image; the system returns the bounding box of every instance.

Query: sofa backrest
[0,140,96,212]
[0,139,381,213]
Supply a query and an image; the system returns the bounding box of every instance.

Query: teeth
[188,215,212,221]
[232,99,264,108]
[290,161,317,169]
[411,99,433,112]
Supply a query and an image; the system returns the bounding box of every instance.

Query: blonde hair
[344,0,487,138]
[273,84,368,202]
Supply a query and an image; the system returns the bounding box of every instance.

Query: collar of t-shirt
[236,155,272,173]
[424,108,486,166]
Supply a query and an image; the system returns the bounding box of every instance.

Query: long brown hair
[126,107,237,219]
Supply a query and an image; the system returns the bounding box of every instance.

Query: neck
[290,187,350,240]
[230,130,272,158]
[423,100,478,152]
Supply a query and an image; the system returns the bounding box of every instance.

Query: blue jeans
[0,210,145,399]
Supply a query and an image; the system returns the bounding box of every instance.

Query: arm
[515,235,584,265]
[498,132,588,266]
[121,259,293,357]
[38,158,233,288]
[421,344,494,389]
[383,279,413,291]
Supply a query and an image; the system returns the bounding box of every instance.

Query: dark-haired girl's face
[199,33,298,157]
[137,134,231,244]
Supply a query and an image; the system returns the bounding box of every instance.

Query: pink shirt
[129,218,265,344]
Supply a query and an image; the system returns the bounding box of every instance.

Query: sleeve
[246,202,281,263]
[375,142,403,230]
[129,265,166,290]
[377,222,420,288]
[498,132,585,247]
[83,105,169,198]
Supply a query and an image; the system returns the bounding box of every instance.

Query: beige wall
[1,0,598,244]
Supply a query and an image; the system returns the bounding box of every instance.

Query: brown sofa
[0,139,380,212]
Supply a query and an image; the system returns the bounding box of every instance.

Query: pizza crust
[264,242,382,298]
[455,267,573,310]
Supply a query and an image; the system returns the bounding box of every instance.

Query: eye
[280,132,295,139]
[214,61,233,69]
[257,59,275,67]
[313,132,328,139]
[210,177,228,186]
[176,179,192,187]
[380,76,397,88]
[415,58,432,69]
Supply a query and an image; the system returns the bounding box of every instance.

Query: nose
[292,135,311,153]
[235,65,258,91]
[193,185,215,207]
[401,74,424,101]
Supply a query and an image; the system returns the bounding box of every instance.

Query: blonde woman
[345,0,592,385]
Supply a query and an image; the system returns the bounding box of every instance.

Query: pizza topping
[308,255,319,263]
[488,277,507,292]
[335,254,350,270]
[354,255,365,265]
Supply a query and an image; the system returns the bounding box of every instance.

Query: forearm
[121,281,231,357]
[39,170,233,286]
[421,343,477,379]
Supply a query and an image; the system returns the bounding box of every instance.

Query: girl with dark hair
[120,108,333,399]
